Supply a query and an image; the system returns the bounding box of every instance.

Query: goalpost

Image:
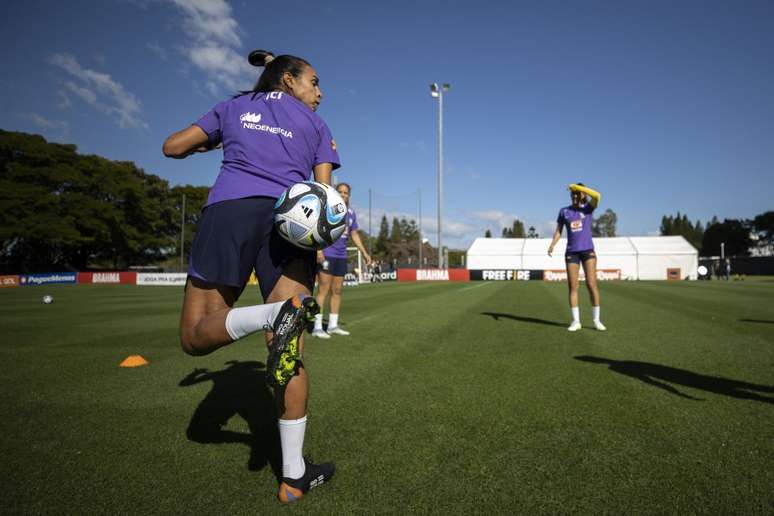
[346,246,366,284]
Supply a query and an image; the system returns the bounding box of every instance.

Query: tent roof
[468,236,697,256]
[629,236,698,255]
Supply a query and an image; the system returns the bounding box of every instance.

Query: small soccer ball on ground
[42,295,54,304]
[274,181,347,250]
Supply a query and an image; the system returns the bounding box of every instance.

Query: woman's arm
[547,224,563,257]
[162,125,211,159]
[313,163,333,185]
[569,184,601,209]
[350,230,372,265]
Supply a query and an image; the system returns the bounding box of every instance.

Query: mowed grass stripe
[1,282,772,515]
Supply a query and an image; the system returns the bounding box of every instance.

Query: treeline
[479,207,773,257]
[362,215,437,265]
[484,209,619,239]
[661,211,773,256]
[0,130,208,273]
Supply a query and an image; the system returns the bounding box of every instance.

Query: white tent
[466,236,698,280]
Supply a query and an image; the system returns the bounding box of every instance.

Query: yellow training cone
[120,355,149,368]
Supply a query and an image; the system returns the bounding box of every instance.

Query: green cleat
[266,295,319,387]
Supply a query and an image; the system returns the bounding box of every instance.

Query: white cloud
[167,0,255,94]
[22,113,70,141]
[348,203,481,250]
[49,53,148,129]
[172,0,241,46]
[27,113,68,130]
[65,81,98,104]
[471,210,523,232]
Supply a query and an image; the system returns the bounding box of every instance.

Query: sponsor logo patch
[239,111,293,138]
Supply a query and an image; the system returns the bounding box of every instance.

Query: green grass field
[2,280,773,514]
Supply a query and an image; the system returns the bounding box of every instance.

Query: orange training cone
[120,355,149,368]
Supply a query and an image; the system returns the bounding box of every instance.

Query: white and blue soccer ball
[42,295,54,304]
[274,181,347,250]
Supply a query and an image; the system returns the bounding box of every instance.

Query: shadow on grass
[738,318,774,325]
[575,355,774,405]
[179,360,280,477]
[482,312,565,327]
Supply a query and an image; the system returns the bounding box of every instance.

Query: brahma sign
[77,272,137,284]
[397,269,470,282]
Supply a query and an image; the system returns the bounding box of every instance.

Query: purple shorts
[319,257,348,277]
[188,197,315,300]
[565,249,596,264]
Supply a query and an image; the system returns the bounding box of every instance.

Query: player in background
[162,49,338,503]
[548,183,606,332]
[312,182,372,338]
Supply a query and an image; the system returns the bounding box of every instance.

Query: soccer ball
[42,295,54,304]
[274,181,347,250]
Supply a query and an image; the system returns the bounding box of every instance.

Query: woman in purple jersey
[162,50,337,503]
[311,183,372,338]
[548,183,606,332]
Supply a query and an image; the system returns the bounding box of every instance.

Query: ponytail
[247,49,311,94]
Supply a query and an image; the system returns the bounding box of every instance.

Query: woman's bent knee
[180,328,209,356]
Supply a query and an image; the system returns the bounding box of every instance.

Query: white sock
[279,416,307,479]
[571,307,580,323]
[592,306,601,321]
[314,313,323,331]
[329,313,339,328]
[224,301,285,341]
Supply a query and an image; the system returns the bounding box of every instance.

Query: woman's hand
[316,250,325,264]
[548,246,554,257]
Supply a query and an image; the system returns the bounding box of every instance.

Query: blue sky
[1,0,772,249]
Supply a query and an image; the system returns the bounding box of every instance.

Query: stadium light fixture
[429,82,450,268]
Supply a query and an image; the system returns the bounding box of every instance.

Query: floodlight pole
[368,188,372,257]
[180,193,186,272]
[418,188,422,266]
[430,83,450,268]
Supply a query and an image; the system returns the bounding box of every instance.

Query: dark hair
[248,50,311,94]
[336,182,351,193]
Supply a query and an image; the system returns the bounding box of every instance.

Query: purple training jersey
[324,207,358,259]
[557,204,595,252]
[195,91,341,206]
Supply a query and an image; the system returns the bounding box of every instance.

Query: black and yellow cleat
[266,295,319,387]
[278,458,335,503]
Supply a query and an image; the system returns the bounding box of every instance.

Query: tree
[0,129,197,272]
[399,217,419,244]
[702,218,753,257]
[484,229,492,238]
[499,219,525,238]
[389,217,403,244]
[512,219,526,238]
[592,208,617,237]
[752,211,774,245]
[374,215,390,256]
[660,211,703,251]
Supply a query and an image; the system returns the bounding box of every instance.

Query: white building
[466,236,698,280]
